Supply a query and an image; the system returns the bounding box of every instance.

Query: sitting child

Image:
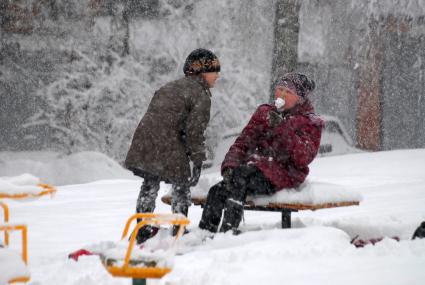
[199,72,324,234]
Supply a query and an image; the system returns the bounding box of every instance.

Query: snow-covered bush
[17,0,275,162]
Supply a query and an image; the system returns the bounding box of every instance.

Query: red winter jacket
[221,101,324,190]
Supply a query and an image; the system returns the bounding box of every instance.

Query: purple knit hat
[276,72,316,98]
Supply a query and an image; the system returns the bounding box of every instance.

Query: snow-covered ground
[1,149,425,285]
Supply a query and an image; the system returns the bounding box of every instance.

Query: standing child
[125,48,220,243]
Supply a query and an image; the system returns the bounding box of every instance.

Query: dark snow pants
[199,165,276,233]
[133,171,191,218]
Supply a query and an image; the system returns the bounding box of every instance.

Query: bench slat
[161,196,359,211]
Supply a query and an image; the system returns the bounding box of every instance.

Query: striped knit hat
[183,48,220,75]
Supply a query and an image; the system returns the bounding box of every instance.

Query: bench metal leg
[281,211,291,228]
[133,279,147,285]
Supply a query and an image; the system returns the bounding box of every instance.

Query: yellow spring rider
[0,183,56,284]
[100,213,190,283]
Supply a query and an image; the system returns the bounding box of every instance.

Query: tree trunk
[122,1,130,57]
[356,16,383,151]
[269,0,300,102]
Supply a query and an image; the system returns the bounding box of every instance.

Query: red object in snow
[351,236,400,248]
[68,249,94,261]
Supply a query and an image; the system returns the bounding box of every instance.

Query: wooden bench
[161,195,359,229]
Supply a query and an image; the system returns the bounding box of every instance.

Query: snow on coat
[221,101,324,190]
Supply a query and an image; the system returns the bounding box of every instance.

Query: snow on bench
[0,247,30,284]
[161,173,362,228]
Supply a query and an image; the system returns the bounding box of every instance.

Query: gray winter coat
[124,75,211,184]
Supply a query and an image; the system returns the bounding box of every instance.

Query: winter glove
[222,168,234,185]
[188,164,202,187]
[268,110,283,128]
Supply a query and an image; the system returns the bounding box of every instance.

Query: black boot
[172,205,190,236]
[136,225,159,244]
[412,221,425,240]
[172,225,190,236]
[199,182,228,233]
[220,199,244,234]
